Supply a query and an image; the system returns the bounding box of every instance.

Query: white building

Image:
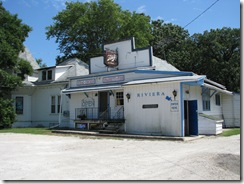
[12,39,240,137]
[62,38,238,137]
[12,50,89,128]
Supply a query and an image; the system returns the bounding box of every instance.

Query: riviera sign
[137,92,165,97]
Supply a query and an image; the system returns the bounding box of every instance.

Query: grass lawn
[0,128,52,135]
[221,128,240,136]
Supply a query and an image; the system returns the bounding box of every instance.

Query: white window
[47,70,52,80]
[42,70,53,81]
[42,71,46,81]
[116,92,124,106]
[16,96,24,115]
[51,95,61,114]
[202,87,210,111]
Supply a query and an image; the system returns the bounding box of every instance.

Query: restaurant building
[62,38,234,137]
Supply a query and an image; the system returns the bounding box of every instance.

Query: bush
[0,98,16,128]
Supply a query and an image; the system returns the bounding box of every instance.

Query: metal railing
[75,107,124,120]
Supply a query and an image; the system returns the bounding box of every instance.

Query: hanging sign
[104,48,118,67]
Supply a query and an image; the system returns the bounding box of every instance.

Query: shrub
[0,98,16,129]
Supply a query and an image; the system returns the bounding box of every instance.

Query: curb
[51,130,203,141]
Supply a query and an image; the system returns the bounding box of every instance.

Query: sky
[1,0,241,67]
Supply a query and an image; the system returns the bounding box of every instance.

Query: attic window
[42,70,53,81]
[42,71,46,80]
[48,70,52,80]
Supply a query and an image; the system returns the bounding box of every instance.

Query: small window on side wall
[202,87,210,111]
[16,97,24,114]
[215,93,221,106]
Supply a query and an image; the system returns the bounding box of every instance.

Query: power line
[184,0,220,29]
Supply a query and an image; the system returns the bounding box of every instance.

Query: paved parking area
[0,133,240,180]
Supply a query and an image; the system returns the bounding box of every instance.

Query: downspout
[58,89,63,127]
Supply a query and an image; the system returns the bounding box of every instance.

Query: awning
[123,75,206,86]
[203,83,233,95]
[62,85,122,94]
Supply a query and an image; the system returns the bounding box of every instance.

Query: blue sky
[1,0,241,66]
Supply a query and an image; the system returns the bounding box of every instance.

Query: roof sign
[104,48,118,67]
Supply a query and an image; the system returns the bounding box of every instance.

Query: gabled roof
[152,56,179,71]
[19,47,40,70]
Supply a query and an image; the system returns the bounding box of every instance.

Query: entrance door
[184,100,198,136]
[189,100,198,136]
[99,91,109,119]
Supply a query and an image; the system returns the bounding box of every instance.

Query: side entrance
[184,100,198,136]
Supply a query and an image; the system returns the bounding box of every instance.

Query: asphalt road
[0,133,240,180]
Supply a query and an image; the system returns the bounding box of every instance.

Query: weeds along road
[0,133,240,180]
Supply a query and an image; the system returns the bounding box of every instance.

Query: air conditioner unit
[63,110,70,117]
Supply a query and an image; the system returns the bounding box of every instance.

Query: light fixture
[126,93,131,102]
[172,90,177,100]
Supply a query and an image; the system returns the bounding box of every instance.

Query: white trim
[123,75,205,86]
[203,83,233,95]
[62,85,122,94]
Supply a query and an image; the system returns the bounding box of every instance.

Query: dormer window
[42,70,53,81]
[48,70,52,80]
[42,71,46,80]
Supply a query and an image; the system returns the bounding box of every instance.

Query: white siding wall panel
[233,94,240,127]
[55,67,69,80]
[198,116,223,135]
[31,84,68,127]
[90,39,151,74]
[124,82,181,136]
[222,93,240,127]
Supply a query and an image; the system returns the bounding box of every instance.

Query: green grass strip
[221,128,240,136]
[0,128,52,135]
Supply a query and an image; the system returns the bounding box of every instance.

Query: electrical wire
[184,0,220,29]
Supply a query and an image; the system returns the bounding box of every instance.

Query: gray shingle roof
[19,47,40,70]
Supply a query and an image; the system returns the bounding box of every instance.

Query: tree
[189,28,240,92]
[46,0,152,64]
[150,20,190,62]
[36,58,47,68]
[0,3,32,128]
[150,20,240,92]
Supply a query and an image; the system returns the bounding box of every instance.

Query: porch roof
[62,85,122,94]
[123,75,206,86]
[203,83,233,95]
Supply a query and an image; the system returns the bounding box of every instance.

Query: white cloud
[164,18,177,24]
[44,0,69,10]
[156,16,163,20]
[136,5,146,13]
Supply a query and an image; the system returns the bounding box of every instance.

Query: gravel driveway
[0,133,240,180]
